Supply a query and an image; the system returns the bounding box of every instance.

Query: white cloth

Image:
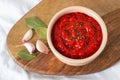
[0,0,120,80]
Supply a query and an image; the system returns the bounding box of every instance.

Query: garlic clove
[22,29,33,42]
[24,42,35,54]
[36,40,49,54]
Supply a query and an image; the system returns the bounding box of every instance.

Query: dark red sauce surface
[51,12,103,59]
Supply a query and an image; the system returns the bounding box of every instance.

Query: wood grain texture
[6,0,120,75]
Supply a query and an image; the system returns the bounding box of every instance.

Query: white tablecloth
[0,0,120,80]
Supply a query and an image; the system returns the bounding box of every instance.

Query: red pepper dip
[51,12,103,59]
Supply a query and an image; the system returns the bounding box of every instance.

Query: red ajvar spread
[51,12,102,59]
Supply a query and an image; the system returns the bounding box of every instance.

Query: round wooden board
[6,0,120,75]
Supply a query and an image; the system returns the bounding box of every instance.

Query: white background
[0,0,120,80]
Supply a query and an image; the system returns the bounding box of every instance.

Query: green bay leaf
[17,50,36,61]
[35,27,47,40]
[25,17,47,29]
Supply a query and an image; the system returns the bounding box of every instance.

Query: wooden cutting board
[6,0,120,75]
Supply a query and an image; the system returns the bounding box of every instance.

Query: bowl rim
[47,6,107,63]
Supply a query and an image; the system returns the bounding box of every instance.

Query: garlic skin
[24,42,35,54]
[36,40,49,54]
[22,29,33,42]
